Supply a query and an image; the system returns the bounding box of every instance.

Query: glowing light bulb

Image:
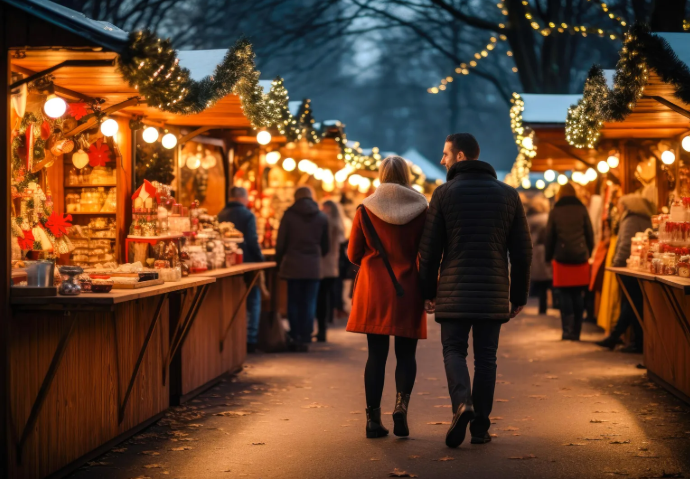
[521,136,533,149]
[412,184,424,193]
[572,171,584,184]
[322,169,334,184]
[142,127,159,143]
[314,168,324,180]
[348,174,362,186]
[661,150,676,165]
[100,118,118,137]
[358,177,372,193]
[335,168,350,183]
[256,130,272,145]
[521,177,531,189]
[265,151,280,165]
[282,157,296,171]
[597,160,610,173]
[161,133,177,149]
[536,179,545,189]
[682,135,690,152]
[43,94,67,118]
[186,155,200,170]
[544,169,556,182]
[373,179,381,188]
[557,174,568,185]
[606,155,619,168]
[585,167,597,182]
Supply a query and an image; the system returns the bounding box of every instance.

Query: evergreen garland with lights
[265,77,300,142]
[119,31,272,127]
[296,99,322,145]
[566,23,690,148]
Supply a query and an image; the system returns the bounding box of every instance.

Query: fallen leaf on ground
[503,426,519,431]
[143,464,162,469]
[112,448,127,453]
[584,437,603,441]
[350,411,362,414]
[528,395,547,400]
[496,399,509,402]
[490,434,498,438]
[564,443,586,446]
[590,419,608,423]
[434,405,451,408]
[389,468,418,477]
[509,454,536,460]
[609,440,631,444]
[383,411,393,415]
[370,458,380,461]
[301,403,328,409]
[86,461,111,466]
[417,392,429,395]
[490,416,503,420]
[141,451,160,456]
[215,411,252,417]
[170,446,193,451]
[546,376,558,379]
[251,442,265,446]
[433,456,454,461]
[408,455,420,459]
[427,421,451,425]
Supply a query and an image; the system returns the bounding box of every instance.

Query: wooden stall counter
[179,262,276,402]
[8,275,215,479]
[607,267,690,405]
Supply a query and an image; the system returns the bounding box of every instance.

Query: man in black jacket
[419,133,532,448]
[218,187,265,353]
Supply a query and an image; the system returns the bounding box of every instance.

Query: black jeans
[556,286,585,339]
[316,277,337,339]
[365,334,418,408]
[609,275,644,349]
[441,320,501,436]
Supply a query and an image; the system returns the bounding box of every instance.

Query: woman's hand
[424,299,436,313]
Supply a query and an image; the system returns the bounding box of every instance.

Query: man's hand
[424,300,436,314]
[510,304,524,318]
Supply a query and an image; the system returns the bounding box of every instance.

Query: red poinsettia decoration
[40,120,52,140]
[67,102,89,120]
[18,229,35,250]
[88,140,111,167]
[45,212,73,238]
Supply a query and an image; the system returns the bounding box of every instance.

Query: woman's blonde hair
[379,156,411,186]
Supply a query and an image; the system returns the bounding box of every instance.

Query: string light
[544,170,556,182]
[161,133,177,149]
[266,151,281,165]
[143,126,159,143]
[587,0,627,27]
[597,160,610,173]
[506,93,536,187]
[100,118,119,137]
[682,135,690,152]
[557,174,568,185]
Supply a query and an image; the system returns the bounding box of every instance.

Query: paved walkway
[72,304,690,479]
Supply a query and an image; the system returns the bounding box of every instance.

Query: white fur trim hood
[362,183,428,225]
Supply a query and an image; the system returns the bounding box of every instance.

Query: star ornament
[88,140,111,167]
[45,212,73,238]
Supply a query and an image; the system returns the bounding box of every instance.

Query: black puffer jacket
[418,160,532,322]
[544,196,594,264]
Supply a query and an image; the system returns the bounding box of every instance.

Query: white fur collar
[362,183,428,225]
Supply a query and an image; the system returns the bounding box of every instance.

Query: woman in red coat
[347,156,428,439]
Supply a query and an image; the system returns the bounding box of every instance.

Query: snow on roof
[401,148,445,182]
[658,32,690,70]
[4,0,129,51]
[520,94,582,124]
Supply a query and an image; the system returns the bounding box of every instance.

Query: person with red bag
[545,182,595,341]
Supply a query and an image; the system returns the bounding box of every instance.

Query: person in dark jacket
[595,194,655,353]
[545,182,594,341]
[419,133,532,448]
[276,186,330,351]
[218,187,265,353]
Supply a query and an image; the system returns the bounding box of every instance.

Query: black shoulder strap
[358,205,404,297]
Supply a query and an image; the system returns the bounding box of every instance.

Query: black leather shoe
[246,343,256,354]
[445,403,475,448]
[392,392,411,437]
[366,407,389,438]
[470,432,492,444]
[595,337,620,350]
[619,344,643,354]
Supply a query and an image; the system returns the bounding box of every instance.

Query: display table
[607,267,690,404]
[8,276,214,478]
[178,262,276,401]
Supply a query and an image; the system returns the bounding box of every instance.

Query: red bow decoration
[18,229,35,250]
[88,140,111,167]
[45,212,73,238]
[67,102,89,120]
[40,120,52,140]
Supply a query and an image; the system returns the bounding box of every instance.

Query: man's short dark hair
[446,133,480,160]
[229,186,248,199]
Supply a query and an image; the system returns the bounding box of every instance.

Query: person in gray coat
[315,200,345,342]
[276,186,330,350]
[595,194,655,353]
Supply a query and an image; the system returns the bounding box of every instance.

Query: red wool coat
[346,206,427,339]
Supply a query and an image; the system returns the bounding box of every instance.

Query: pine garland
[118,31,272,126]
[566,23,690,148]
[266,77,300,142]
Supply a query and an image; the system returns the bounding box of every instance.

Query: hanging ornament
[72,149,89,168]
[40,120,52,140]
[25,122,34,171]
[88,139,111,167]
[17,229,35,250]
[201,153,217,169]
[67,102,89,120]
[45,212,73,238]
[11,83,27,118]
[49,138,74,157]
[32,226,53,251]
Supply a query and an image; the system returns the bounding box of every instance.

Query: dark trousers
[316,277,336,340]
[532,280,552,314]
[365,334,418,408]
[556,286,585,339]
[609,275,644,349]
[441,321,501,436]
[287,279,320,343]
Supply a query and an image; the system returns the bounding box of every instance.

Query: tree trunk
[649,0,687,31]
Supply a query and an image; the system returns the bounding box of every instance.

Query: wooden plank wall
[181,276,247,396]
[641,281,690,399]
[8,297,170,479]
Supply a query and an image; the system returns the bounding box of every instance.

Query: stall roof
[401,148,446,182]
[3,0,129,52]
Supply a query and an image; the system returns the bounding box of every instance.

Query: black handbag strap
[358,205,404,297]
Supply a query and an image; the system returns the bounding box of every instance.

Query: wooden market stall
[1,1,276,477]
[564,25,690,403]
